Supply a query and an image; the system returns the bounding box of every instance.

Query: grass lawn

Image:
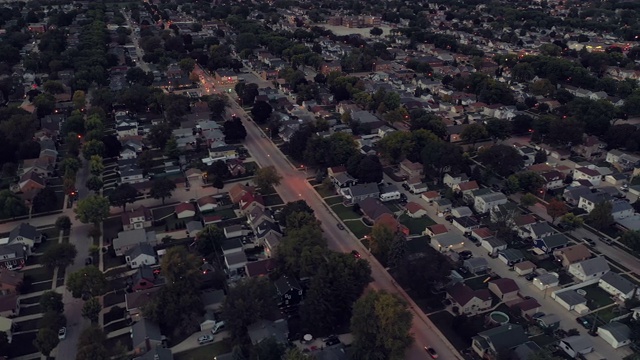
[104,291,126,307]
[582,284,614,309]
[324,196,343,206]
[263,194,284,206]
[209,208,239,220]
[104,333,132,352]
[103,252,127,271]
[38,227,60,239]
[530,334,557,347]
[535,258,561,272]
[313,185,336,198]
[331,204,361,221]
[406,237,430,255]
[465,275,493,290]
[344,220,371,239]
[18,304,41,317]
[29,281,53,293]
[427,311,476,351]
[398,214,435,235]
[105,319,129,333]
[103,216,123,243]
[15,318,40,332]
[22,266,53,283]
[174,340,232,360]
[8,331,38,357]
[19,296,41,305]
[596,305,622,323]
[104,306,126,324]
[34,237,59,255]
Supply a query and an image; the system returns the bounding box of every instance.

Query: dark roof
[489,278,519,294]
[478,323,528,352]
[125,287,161,312]
[125,242,155,259]
[131,265,155,284]
[599,322,631,342]
[9,223,40,242]
[0,294,18,312]
[600,271,635,295]
[274,275,302,295]
[358,197,391,221]
[539,234,569,249]
[131,318,162,345]
[0,269,23,287]
[245,258,276,277]
[447,283,491,306]
[555,290,587,306]
[453,216,478,228]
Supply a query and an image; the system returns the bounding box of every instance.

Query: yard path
[106,327,131,339]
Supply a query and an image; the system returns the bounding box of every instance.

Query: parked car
[459,250,473,260]
[600,237,613,245]
[211,321,225,334]
[525,273,537,281]
[582,237,596,247]
[351,250,361,258]
[424,346,438,359]
[402,183,410,191]
[337,223,345,230]
[198,334,214,345]
[85,257,92,265]
[58,327,66,340]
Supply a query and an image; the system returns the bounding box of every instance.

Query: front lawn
[103,291,126,307]
[313,185,336,198]
[331,204,361,220]
[344,220,371,239]
[324,196,343,206]
[262,194,284,206]
[22,266,53,283]
[398,214,435,235]
[174,340,232,360]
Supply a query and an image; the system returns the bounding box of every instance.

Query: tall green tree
[477,145,524,177]
[66,266,108,298]
[253,166,282,191]
[587,201,614,230]
[82,139,105,159]
[108,183,138,211]
[86,176,103,193]
[55,215,71,232]
[40,243,77,270]
[559,213,583,234]
[160,247,201,288]
[82,297,102,323]
[460,123,488,148]
[350,291,413,360]
[196,225,225,256]
[34,328,59,358]
[150,178,176,204]
[74,195,110,227]
[89,155,104,176]
[76,326,109,360]
[39,291,64,313]
[221,277,277,343]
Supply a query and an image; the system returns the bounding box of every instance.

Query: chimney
[145,337,151,352]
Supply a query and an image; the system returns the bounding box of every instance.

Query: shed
[463,257,489,274]
[431,232,465,252]
[553,290,588,312]
[514,261,536,276]
[533,273,559,291]
[597,322,631,349]
[498,249,525,266]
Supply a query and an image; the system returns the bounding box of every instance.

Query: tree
[520,193,537,207]
[33,93,56,118]
[55,215,71,232]
[59,157,81,175]
[32,187,58,213]
[546,198,568,224]
[485,118,512,142]
[108,183,138,211]
[40,291,64,313]
[254,166,282,191]
[196,225,225,256]
[252,337,285,360]
[76,326,109,360]
[75,195,110,226]
[125,67,153,85]
[212,176,224,193]
[422,141,466,181]
[43,80,65,94]
[511,63,535,82]
[34,328,59,357]
[369,27,383,37]
[221,277,277,342]
[0,190,27,218]
[73,90,86,110]
[559,213,583,234]
[207,160,231,180]
[588,201,614,231]
[40,243,77,270]
[147,122,172,149]
[510,172,545,194]
[82,139,105,159]
[150,178,176,204]
[39,310,66,331]
[89,155,104,176]
[223,118,247,142]
[534,150,547,164]
[82,297,102,323]
[86,176,103,193]
[460,123,488,148]
[66,266,107,298]
[621,230,640,252]
[137,150,155,175]
[160,247,201,287]
[477,145,524,177]
[207,94,229,117]
[348,154,383,184]
[283,348,308,360]
[251,100,273,123]
[370,223,395,266]
[178,57,196,74]
[350,290,413,360]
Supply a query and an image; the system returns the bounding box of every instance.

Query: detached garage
[598,322,631,349]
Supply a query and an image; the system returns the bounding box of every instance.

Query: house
[400,159,423,178]
[512,342,541,360]
[358,198,392,222]
[225,252,248,274]
[175,202,196,219]
[0,317,12,344]
[481,237,507,256]
[0,270,23,295]
[122,206,153,231]
[552,290,588,312]
[424,224,448,237]
[611,200,635,220]
[186,221,203,236]
[563,186,592,206]
[598,322,631,348]
[598,271,636,300]
[451,206,473,218]
[464,257,489,274]
[255,220,281,242]
[185,168,203,185]
[245,258,277,278]
[224,224,250,239]
[131,319,163,355]
[239,192,265,215]
[473,192,508,213]
[8,223,42,251]
[488,278,519,301]
[446,283,492,315]
[498,249,525,266]
[606,149,640,171]
[536,314,561,330]
[0,244,28,270]
[196,196,218,212]
[228,184,254,204]
[559,335,594,358]
[135,348,174,360]
[453,181,479,194]
[452,216,480,233]
[514,261,537,276]
[340,183,380,205]
[421,191,440,203]
[435,198,453,213]
[573,167,602,186]
[405,178,428,194]
[540,170,564,190]
[568,256,610,282]
[533,273,559,291]
[113,229,157,257]
[220,239,243,256]
[125,243,157,269]
[519,222,555,240]
[472,324,529,359]
[554,244,592,268]
[247,319,289,345]
[263,232,283,258]
[405,202,427,218]
[130,266,160,291]
[534,234,570,254]
[274,275,303,308]
[0,295,19,317]
[248,207,274,231]
[125,287,161,321]
[328,166,357,188]
[17,171,46,193]
[431,232,465,252]
[510,297,542,318]
[443,173,469,188]
[201,289,225,313]
[578,192,611,213]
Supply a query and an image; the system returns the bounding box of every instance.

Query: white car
[197,334,214,345]
[58,327,67,340]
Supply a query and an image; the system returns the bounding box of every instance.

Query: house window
[131,262,137,266]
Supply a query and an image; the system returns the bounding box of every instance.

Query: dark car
[424,347,438,359]
[582,237,596,247]
[525,273,537,281]
[84,257,92,265]
[402,183,410,191]
[337,223,345,230]
[351,250,361,258]
[324,337,341,346]
[600,237,613,245]
[459,251,473,260]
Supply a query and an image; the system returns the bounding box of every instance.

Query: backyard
[398,214,435,235]
[581,284,615,309]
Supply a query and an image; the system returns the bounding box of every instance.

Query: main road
[216,87,462,358]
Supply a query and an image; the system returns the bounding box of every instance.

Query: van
[211,321,225,334]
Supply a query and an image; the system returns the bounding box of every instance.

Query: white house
[197,196,218,212]
[224,225,250,239]
[431,233,465,252]
[568,257,610,282]
[473,192,508,213]
[559,336,593,358]
[451,206,473,218]
[443,173,468,188]
[611,200,635,220]
[573,167,602,186]
[119,146,137,160]
[598,322,631,349]
[578,192,611,213]
[125,243,157,269]
[598,271,636,300]
[533,273,559,291]
[121,206,152,231]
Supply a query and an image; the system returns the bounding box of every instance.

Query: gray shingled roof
[9,223,40,242]
[478,323,528,352]
[556,290,587,306]
[131,318,162,346]
[574,256,610,277]
[560,335,593,353]
[599,322,631,342]
[600,271,635,295]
